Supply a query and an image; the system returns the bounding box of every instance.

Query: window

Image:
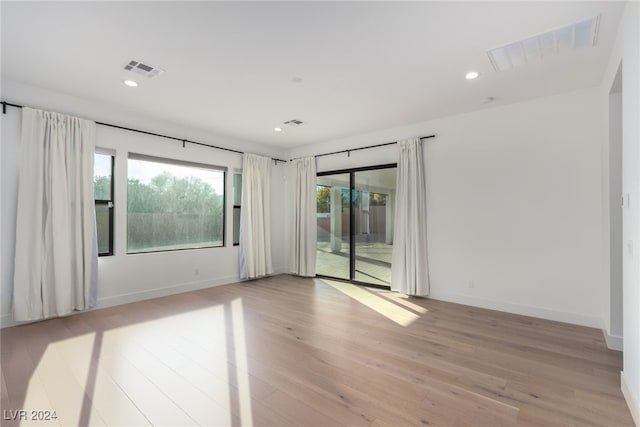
[94,153,114,256]
[127,154,226,253]
[233,173,242,246]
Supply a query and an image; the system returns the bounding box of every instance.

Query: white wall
[1,80,289,327]
[602,2,640,423]
[290,86,605,328]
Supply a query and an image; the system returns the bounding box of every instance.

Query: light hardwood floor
[0,275,634,426]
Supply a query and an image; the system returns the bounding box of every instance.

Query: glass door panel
[353,169,396,286]
[316,173,351,280]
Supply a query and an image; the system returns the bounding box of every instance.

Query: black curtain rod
[1,101,288,163]
[290,134,436,161]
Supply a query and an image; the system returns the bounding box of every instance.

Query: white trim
[1,275,237,329]
[95,146,116,156]
[273,266,289,275]
[429,291,602,328]
[95,275,236,308]
[0,314,11,329]
[128,151,228,172]
[1,268,294,328]
[603,330,624,351]
[622,371,640,426]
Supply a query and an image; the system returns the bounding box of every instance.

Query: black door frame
[316,163,397,289]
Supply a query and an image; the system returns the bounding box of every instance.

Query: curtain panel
[290,157,317,277]
[13,107,98,321]
[239,153,273,279]
[391,137,430,296]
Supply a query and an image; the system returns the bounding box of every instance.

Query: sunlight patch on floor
[367,288,429,314]
[231,298,253,426]
[320,279,423,327]
[29,333,105,426]
[21,370,58,426]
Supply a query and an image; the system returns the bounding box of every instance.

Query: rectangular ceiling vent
[284,119,305,128]
[487,14,600,72]
[123,60,165,78]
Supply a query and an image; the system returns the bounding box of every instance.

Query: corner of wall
[0,314,12,329]
[622,371,640,426]
[603,329,624,351]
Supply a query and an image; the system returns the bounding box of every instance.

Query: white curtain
[290,157,317,277]
[239,153,272,279]
[13,107,98,321]
[391,137,429,296]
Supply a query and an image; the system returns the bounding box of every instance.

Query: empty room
[1,1,639,426]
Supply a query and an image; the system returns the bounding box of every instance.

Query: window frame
[233,172,242,246]
[126,153,227,255]
[94,152,115,257]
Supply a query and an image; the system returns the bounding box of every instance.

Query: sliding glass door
[316,173,350,280]
[316,164,396,288]
[353,168,395,286]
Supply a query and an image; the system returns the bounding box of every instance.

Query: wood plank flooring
[0,275,634,426]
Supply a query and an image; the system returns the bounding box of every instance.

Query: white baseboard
[429,291,602,328]
[0,314,12,329]
[95,275,238,309]
[0,271,294,329]
[273,266,289,275]
[622,371,640,426]
[0,275,604,333]
[0,274,239,329]
[603,330,624,351]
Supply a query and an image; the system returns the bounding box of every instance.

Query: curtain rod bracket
[2,102,6,115]
[347,150,351,157]
[182,139,186,148]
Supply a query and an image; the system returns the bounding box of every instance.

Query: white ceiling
[1,1,624,148]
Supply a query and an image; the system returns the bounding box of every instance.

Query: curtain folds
[290,157,317,277]
[391,137,430,296]
[239,153,273,279]
[13,107,98,321]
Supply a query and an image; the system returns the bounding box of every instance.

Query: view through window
[233,173,242,245]
[127,154,225,253]
[94,153,114,256]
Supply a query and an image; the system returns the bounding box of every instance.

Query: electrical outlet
[194,268,199,276]
[468,280,475,289]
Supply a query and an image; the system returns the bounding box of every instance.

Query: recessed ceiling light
[274,127,282,132]
[465,71,480,80]
[291,77,303,84]
[123,79,139,87]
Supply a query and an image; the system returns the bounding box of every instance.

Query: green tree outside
[317,185,331,213]
[124,172,224,252]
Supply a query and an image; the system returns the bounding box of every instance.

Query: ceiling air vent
[123,60,165,78]
[284,119,305,128]
[487,14,600,72]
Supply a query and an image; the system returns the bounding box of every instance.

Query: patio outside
[316,238,392,286]
[316,167,396,287]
